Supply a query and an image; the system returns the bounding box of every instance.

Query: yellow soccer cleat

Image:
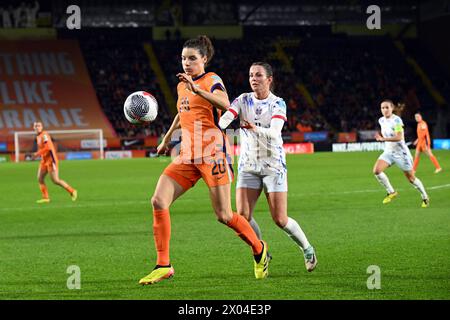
[434,168,442,174]
[71,190,78,202]
[254,241,270,279]
[139,266,174,285]
[36,198,50,204]
[421,199,430,208]
[382,191,398,204]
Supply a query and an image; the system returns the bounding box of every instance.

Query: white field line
[290,183,450,197]
[1,183,449,213]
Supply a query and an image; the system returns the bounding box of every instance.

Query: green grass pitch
[0,151,449,300]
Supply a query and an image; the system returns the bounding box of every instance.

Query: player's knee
[151,195,167,210]
[272,215,287,228]
[373,168,381,175]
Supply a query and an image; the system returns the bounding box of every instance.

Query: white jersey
[378,115,410,154]
[229,92,287,175]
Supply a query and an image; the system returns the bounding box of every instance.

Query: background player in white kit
[373,100,430,208]
[219,62,317,272]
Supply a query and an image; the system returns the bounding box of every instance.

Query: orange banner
[0,40,116,139]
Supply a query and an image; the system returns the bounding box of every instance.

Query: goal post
[14,129,104,163]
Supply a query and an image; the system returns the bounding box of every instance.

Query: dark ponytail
[381,99,405,116]
[183,35,215,66]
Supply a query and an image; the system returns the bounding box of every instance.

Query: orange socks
[414,155,441,171]
[226,213,263,255]
[153,209,171,266]
[39,183,49,199]
[413,157,420,171]
[430,155,441,170]
[65,185,74,194]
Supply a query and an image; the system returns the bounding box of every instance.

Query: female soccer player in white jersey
[219,62,317,272]
[373,100,430,208]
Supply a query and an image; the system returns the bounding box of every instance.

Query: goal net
[14,129,104,163]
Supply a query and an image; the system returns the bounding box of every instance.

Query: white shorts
[236,171,288,193]
[378,150,413,172]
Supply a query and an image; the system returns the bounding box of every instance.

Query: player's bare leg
[49,169,77,201]
[404,170,429,207]
[265,191,316,271]
[237,187,263,239]
[210,184,269,279]
[140,174,186,285]
[36,167,50,203]
[373,159,397,203]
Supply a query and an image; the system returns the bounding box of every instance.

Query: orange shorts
[416,141,429,152]
[163,155,234,190]
[39,160,58,173]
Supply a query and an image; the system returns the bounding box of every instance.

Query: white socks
[249,216,311,251]
[283,217,311,251]
[375,172,395,194]
[411,177,428,200]
[249,217,262,240]
[375,172,428,200]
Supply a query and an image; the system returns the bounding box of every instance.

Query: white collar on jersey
[251,91,274,103]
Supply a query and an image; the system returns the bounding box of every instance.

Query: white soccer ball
[124,91,158,124]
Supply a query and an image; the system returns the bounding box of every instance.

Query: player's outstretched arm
[241,118,285,139]
[157,114,180,154]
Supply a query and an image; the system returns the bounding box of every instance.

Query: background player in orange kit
[32,122,78,203]
[139,35,270,285]
[413,113,442,173]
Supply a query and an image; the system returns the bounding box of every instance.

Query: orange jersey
[417,120,430,146]
[177,72,227,160]
[36,131,58,164]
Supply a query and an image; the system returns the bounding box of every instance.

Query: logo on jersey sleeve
[272,99,287,121]
[211,75,223,84]
[210,75,225,92]
[274,100,287,115]
[276,99,287,110]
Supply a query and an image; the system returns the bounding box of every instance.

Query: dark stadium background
[0,0,449,159]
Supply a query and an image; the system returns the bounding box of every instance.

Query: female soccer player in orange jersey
[32,122,77,203]
[413,113,442,173]
[139,36,270,285]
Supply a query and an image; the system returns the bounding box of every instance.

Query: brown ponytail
[381,99,405,116]
[183,35,215,66]
[394,102,405,116]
